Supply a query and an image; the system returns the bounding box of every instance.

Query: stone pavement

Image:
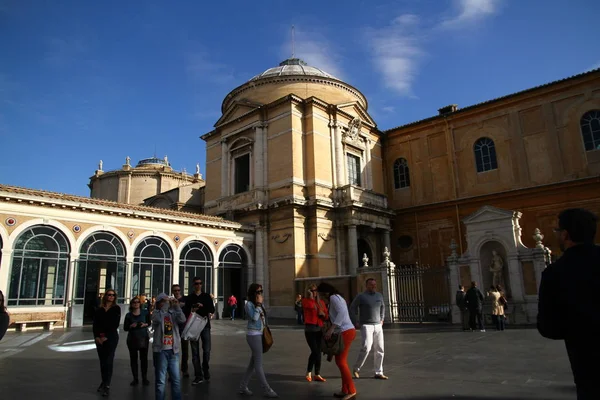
[0,321,576,399]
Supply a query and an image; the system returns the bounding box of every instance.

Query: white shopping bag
[181,313,208,341]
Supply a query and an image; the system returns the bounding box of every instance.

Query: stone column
[0,249,13,296]
[335,224,343,276]
[329,121,338,188]
[125,255,134,299]
[347,225,358,276]
[255,226,265,285]
[332,122,345,187]
[212,258,220,318]
[172,254,180,291]
[254,123,267,189]
[447,240,461,324]
[506,252,525,302]
[532,249,546,294]
[221,139,228,197]
[365,138,373,190]
[382,229,391,254]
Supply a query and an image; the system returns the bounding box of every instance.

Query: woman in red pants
[317,283,356,400]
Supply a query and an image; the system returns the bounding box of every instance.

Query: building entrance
[217,245,246,319]
[72,232,126,326]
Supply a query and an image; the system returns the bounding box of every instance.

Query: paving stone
[0,321,575,399]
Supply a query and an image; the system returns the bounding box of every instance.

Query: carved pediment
[215,100,263,127]
[336,102,377,128]
[462,206,521,225]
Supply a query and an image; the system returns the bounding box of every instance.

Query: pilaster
[347,225,358,276]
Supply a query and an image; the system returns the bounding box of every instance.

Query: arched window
[474,137,498,173]
[179,241,213,295]
[75,232,127,314]
[133,237,173,297]
[9,225,70,306]
[393,158,410,189]
[580,110,600,151]
[218,245,246,318]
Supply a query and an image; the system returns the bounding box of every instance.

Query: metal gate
[388,263,451,323]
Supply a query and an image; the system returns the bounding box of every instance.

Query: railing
[335,184,388,209]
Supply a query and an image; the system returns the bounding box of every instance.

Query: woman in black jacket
[124,296,150,386]
[0,290,9,341]
[93,290,121,397]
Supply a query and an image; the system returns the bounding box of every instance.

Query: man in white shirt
[349,278,388,380]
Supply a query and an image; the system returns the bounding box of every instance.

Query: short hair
[171,284,180,289]
[316,282,340,296]
[192,277,203,283]
[458,285,464,290]
[558,208,597,243]
[366,278,376,285]
[471,281,477,288]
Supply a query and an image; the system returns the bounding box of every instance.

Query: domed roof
[136,156,170,168]
[250,58,338,81]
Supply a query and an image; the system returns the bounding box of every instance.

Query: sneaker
[130,379,139,386]
[352,370,360,379]
[102,386,110,397]
[374,374,389,380]
[264,389,279,398]
[97,382,105,392]
[334,392,347,398]
[342,393,356,400]
[480,329,486,332]
[192,377,204,385]
[238,387,253,396]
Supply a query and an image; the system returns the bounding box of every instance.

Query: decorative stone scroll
[317,232,335,241]
[271,233,291,243]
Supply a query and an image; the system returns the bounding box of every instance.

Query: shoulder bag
[261,312,273,353]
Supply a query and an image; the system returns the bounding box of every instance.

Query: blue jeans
[154,350,181,400]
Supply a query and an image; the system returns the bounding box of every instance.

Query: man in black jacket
[464,281,485,332]
[184,277,215,385]
[455,285,469,331]
[538,208,599,400]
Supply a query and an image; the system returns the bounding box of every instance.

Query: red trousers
[335,328,357,395]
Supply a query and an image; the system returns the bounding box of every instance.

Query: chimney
[438,104,458,115]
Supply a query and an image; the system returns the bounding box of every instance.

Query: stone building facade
[0,57,599,326]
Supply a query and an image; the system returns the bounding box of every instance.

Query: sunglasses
[256,290,263,294]
[194,282,203,285]
[107,293,116,297]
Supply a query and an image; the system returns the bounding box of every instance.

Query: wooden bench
[10,312,65,332]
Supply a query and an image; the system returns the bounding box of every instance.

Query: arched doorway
[357,238,373,269]
[179,241,213,296]
[133,237,173,299]
[218,245,246,319]
[75,232,127,324]
[8,225,70,306]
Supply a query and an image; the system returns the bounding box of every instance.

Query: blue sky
[1,0,598,197]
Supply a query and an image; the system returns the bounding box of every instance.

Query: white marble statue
[196,163,200,174]
[489,250,505,287]
[98,160,103,171]
[125,156,131,166]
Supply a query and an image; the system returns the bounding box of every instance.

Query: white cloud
[280,27,343,79]
[366,15,425,97]
[367,2,501,97]
[439,0,501,29]
[382,106,396,113]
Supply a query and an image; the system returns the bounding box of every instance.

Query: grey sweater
[151,304,186,353]
[349,291,385,325]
